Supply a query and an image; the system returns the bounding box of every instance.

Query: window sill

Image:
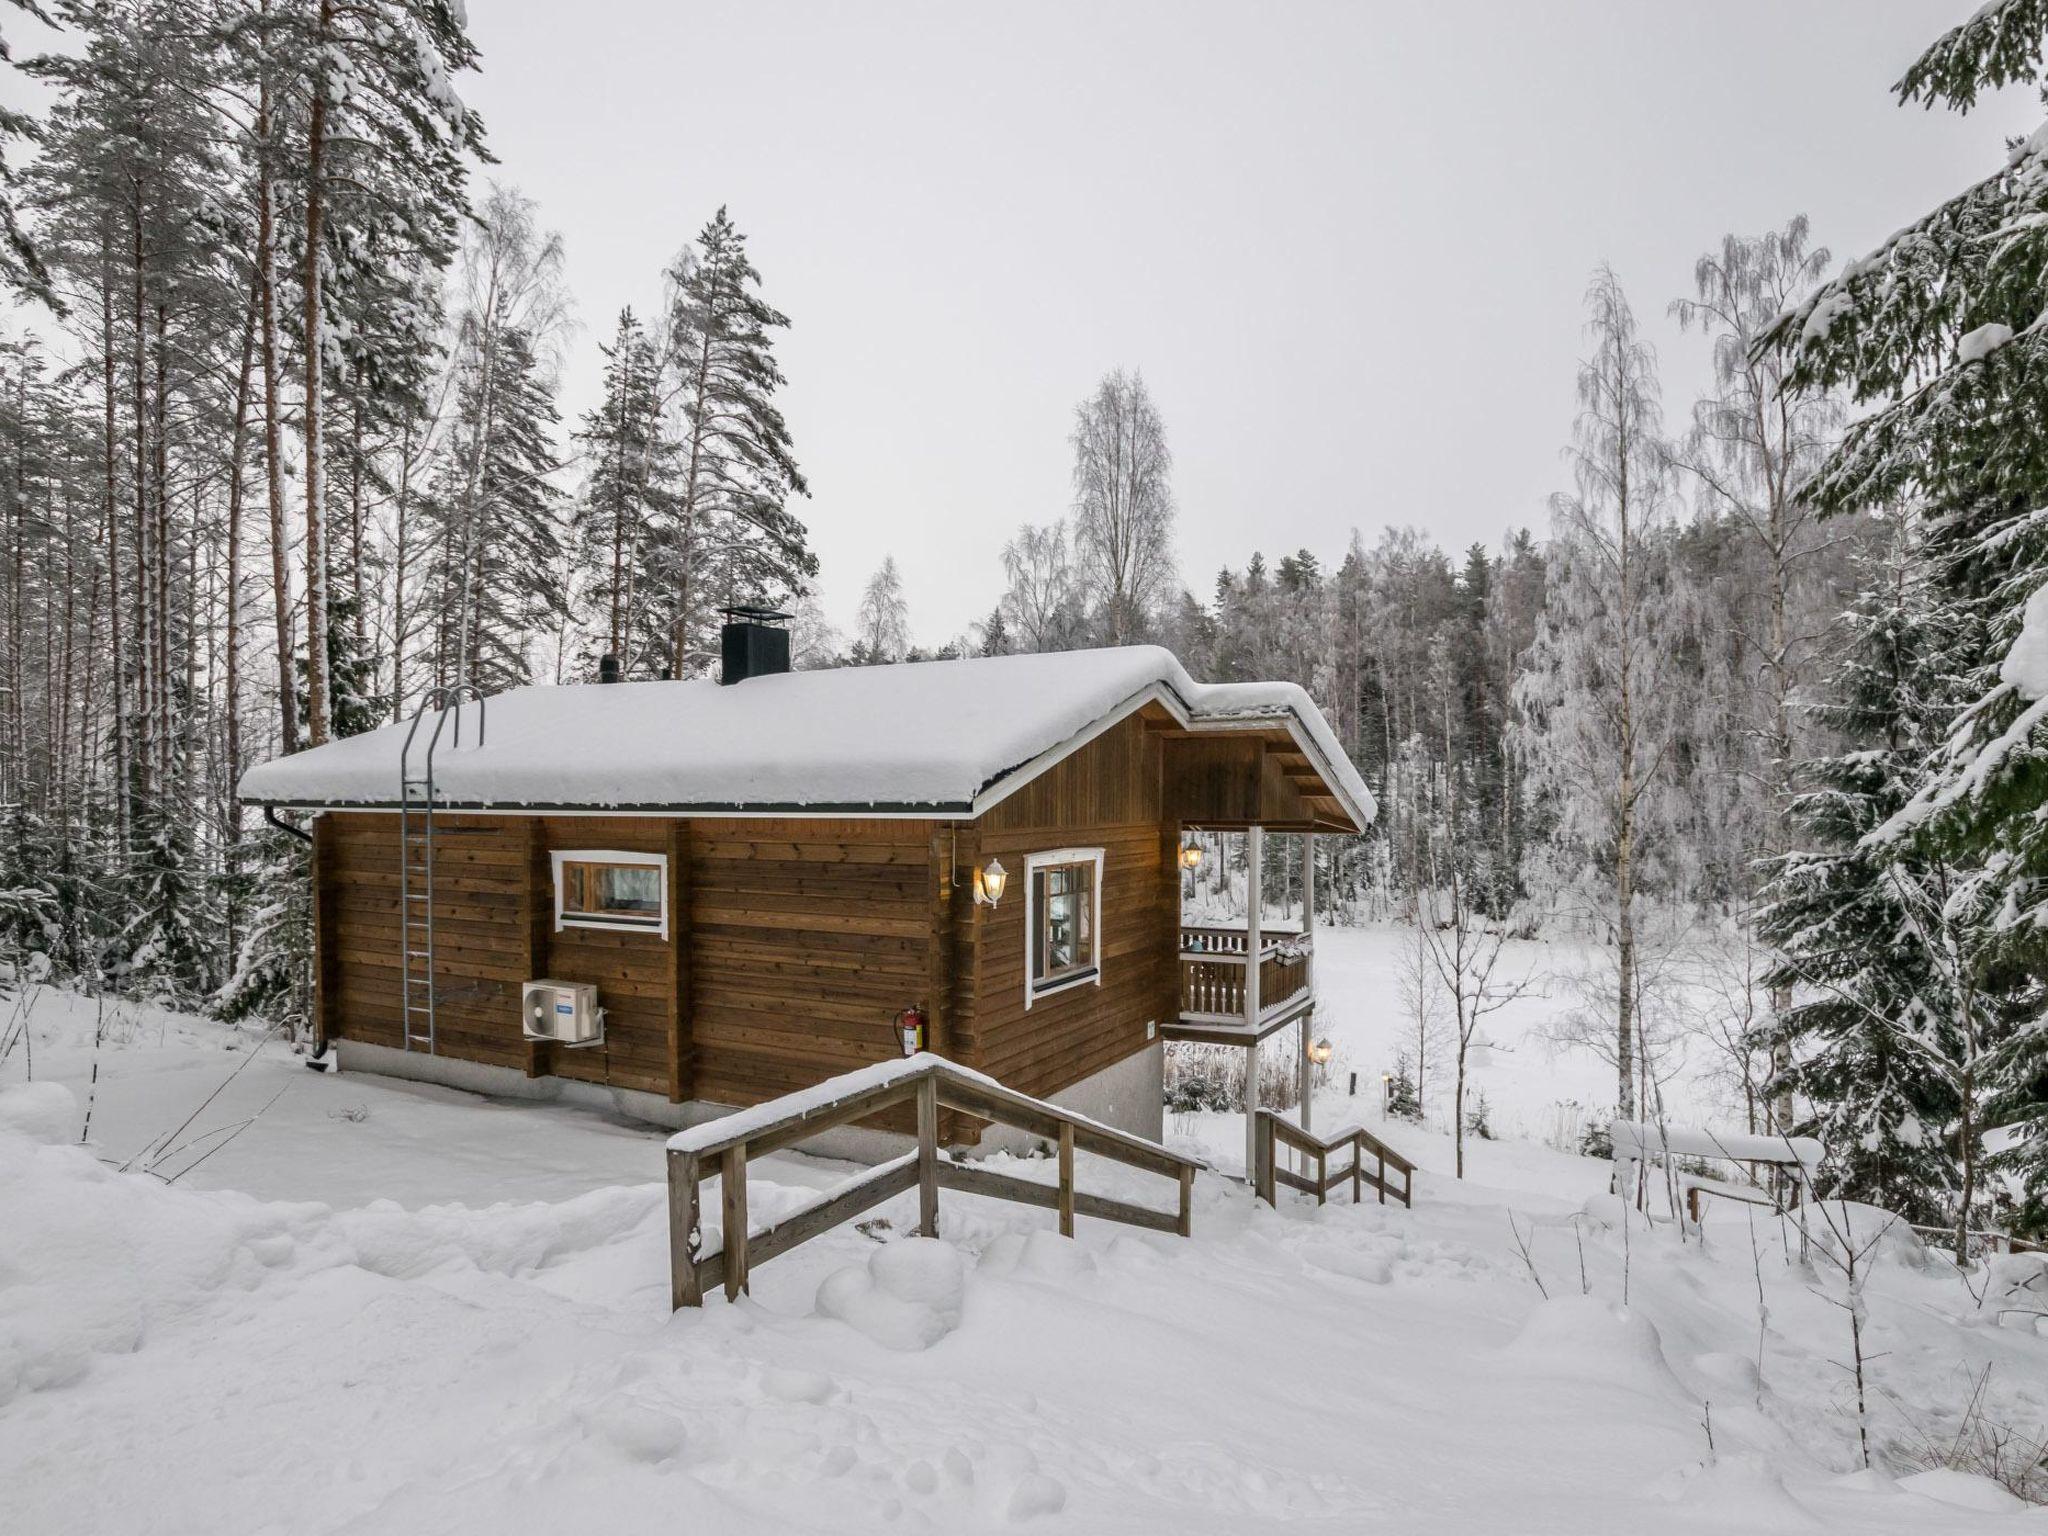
[556,914,666,938]
[1029,967,1100,1004]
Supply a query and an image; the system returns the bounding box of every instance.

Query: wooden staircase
[665,1055,1205,1308]
[1252,1108,1415,1208]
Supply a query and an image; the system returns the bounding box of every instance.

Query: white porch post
[1299,832,1315,1141]
[1244,825,1263,1179]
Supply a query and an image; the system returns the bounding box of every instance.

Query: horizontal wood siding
[688,818,938,1109]
[537,816,675,1097]
[319,811,682,1097]
[322,812,534,1072]
[965,713,1177,1103]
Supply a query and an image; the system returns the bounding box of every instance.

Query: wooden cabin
[239,613,1374,1155]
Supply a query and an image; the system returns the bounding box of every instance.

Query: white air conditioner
[522,979,604,1047]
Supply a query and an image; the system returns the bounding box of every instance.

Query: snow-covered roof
[238,645,1376,828]
[1609,1119,1822,1172]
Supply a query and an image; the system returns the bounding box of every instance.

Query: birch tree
[1517,267,1674,1119]
[1071,368,1174,644]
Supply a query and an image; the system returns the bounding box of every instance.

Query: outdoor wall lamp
[974,858,1008,907]
[1178,841,1205,871]
[1306,1037,1334,1066]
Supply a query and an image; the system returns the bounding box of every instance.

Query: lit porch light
[974,857,1008,907]
[1306,1037,1334,1066]
[1178,840,1205,871]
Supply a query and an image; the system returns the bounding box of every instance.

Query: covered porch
[1161,825,1327,1178]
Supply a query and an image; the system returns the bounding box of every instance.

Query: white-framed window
[552,849,669,938]
[1023,847,1104,1007]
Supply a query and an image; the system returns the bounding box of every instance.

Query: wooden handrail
[1252,1109,1414,1209]
[667,1055,1205,1308]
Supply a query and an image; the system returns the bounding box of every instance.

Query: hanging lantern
[1178,840,1205,871]
[974,858,1008,907]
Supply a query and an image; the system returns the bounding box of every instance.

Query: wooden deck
[1164,923,1313,1043]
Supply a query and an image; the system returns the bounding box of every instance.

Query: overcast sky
[458,2,2033,643]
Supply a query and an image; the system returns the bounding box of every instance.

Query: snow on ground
[1303,923,1730,1141]
[4,951,2046,1535]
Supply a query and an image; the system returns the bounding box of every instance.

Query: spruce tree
[1760,523,1969,1225]
[1766,0,2048,1233]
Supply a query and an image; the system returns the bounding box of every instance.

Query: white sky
[27,3,2041,646]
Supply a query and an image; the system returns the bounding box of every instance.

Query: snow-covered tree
[1760,520,1970,1228]
[855,555,910,663]
[570,307,675,671]
[999,520,1084,652]
[658,207,813,675]
[1517,267,1681,1119]
[1070,369,1174,644]
[420,321,565,692]
[1670,216,1844,1128]
[1765,0,2048,1233]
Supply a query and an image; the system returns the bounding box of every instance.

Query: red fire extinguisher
[894,1004,927,1058]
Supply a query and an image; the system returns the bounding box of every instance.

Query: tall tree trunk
[100,242,129,846]
[223,281,259,858]
[130,182,153,816]
[300,0,335,747]
[256,14,298,755]
[1614,361,1639,1125]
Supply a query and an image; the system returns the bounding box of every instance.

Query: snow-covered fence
[1607,1119,1820,1222]
[665,1054,1206,1308]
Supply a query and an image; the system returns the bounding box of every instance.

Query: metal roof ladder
[397,684,486,1053]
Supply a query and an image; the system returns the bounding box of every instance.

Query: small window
[1024,848,1104,1005]
[553,850,669,937]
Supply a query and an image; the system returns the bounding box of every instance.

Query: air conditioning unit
[522,979,604,1047]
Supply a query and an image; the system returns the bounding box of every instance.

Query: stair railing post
[722,1143,749,1300]
[668,1148,703,1309]
[916,1071,940,1237]
[1057,1121,1075,1238]
[1243,826,1263,1179]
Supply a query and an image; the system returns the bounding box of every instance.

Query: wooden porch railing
[1251,1109,1414,1209]
[1178,925,1312,1022]
[666,1054,1205,1308]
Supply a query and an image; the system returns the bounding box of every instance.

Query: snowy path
[4,985,2045,1534]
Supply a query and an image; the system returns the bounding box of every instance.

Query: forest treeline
[0,1,2042,1241]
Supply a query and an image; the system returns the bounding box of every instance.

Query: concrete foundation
[333,1037,1167,1165]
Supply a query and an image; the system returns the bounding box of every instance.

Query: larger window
[1024,848,1104,1006]
[553,850,669,937]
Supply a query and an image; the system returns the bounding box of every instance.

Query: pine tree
[659,207,813,675]
[1760,522,1969,1225]
[1766,0,2048,1233]
[571,308,674,671]
[421,322,565,693]
[0,0,55,307]
[288,0,485,745]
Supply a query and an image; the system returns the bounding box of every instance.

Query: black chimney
[598,653,621,684]
[719,605,792,685]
